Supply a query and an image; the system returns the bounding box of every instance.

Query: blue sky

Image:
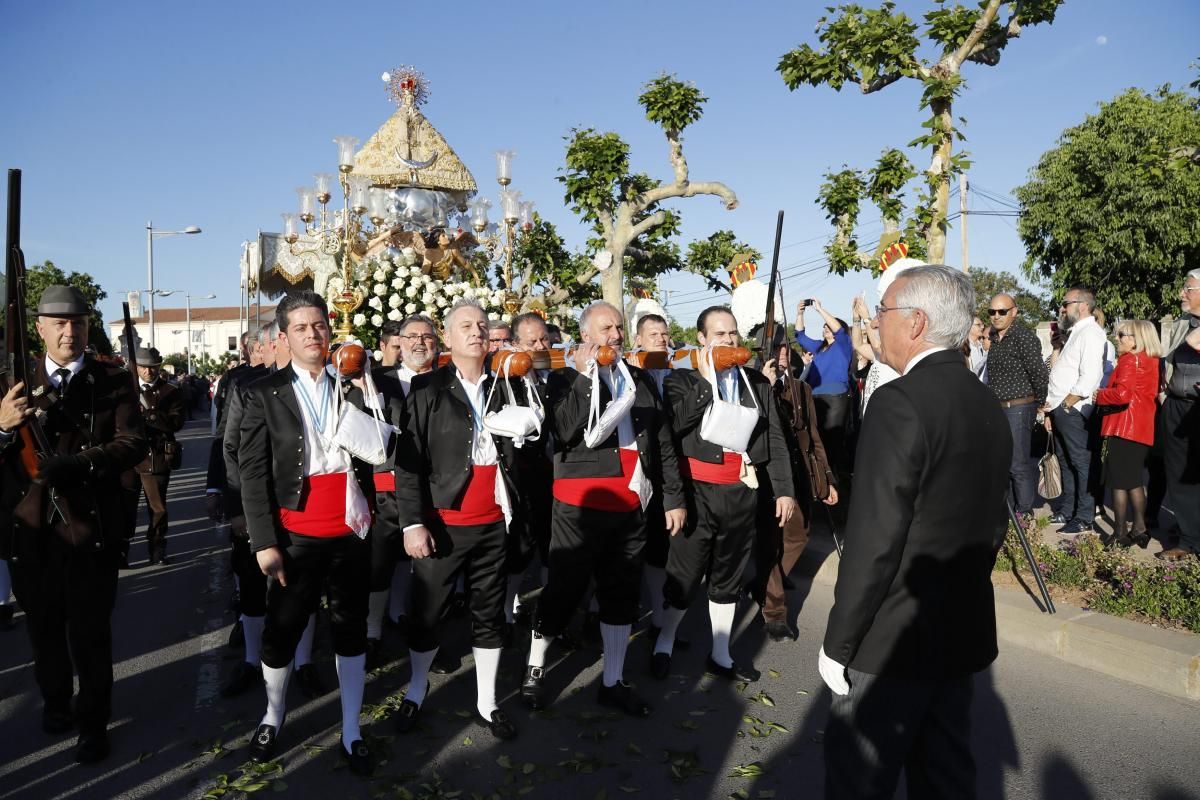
[2,0,1197,334]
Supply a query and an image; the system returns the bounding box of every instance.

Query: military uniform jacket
[237,366,376,553]
[136,377,186,474]
[546,365,685,513]
[0,357,148,559]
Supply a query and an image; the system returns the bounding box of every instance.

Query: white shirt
[397,364,418,396]
[903,346,948,375]
[598,366,637,450]
[456,369,498,467]
[45,354,85,388]
[713,367,747,456]
[1046,315,1107,414]
[291,363,353,477]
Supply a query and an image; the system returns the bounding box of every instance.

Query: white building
[109,304,275,361]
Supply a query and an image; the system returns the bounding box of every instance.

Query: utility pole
[960,173,969,274]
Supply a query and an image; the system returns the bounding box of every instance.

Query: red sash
[373,471,395,492]
[682,451,743,485]
[437,465,504,527]
[553,448,641,512]
[278,473,353,537]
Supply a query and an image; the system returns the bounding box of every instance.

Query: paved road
[1,421,1197,800]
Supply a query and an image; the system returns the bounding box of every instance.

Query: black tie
[55,368,72,398]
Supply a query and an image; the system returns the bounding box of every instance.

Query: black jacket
[136,377,186,474]
[823,349,1011,679]
[395,363,521,528]
[371,364,407,476]
[237,366,376,552]
[206,363,265,494]
[661,367,793,499]
[546,365,684,513]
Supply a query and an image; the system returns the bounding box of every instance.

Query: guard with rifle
[0,284,148,765]
[126,346,185,565]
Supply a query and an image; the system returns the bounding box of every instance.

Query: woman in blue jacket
[795,298,853,476]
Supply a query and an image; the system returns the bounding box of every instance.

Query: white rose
[373,269,386,282]
[409,266,423,277]
[436,295,448,308]
[392,277,404,289]
[353,313,366,326]
[488,312,499,321]
[405,302,418,314]
[373,283,387,296]
[387,308,402,321]
[371,314,383,326]
[388,294,402,309]
[368,296,383,311]
[421,292,434,305]
[405,285,418,298]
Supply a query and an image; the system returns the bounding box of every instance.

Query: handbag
[583,359,637,448]
[1038,435,1063,500]
[482,355,545,447]
[697,351,760,453]
[328,368,394,466]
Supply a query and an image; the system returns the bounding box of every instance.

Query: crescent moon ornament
[394,148,439,171]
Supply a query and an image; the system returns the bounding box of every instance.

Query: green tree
[558,74,738,309]
[779,0,1064,265]
[511,214,601,312]
[2,260,113,356]
[969,267,1049,326]
[1015,87,1200,319]
[683,230,762,293]
[667,320,699,346]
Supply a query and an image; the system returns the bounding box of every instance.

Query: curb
[800,543,1200,702]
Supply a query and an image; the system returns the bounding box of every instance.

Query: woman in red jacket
[1093,320,1163,547]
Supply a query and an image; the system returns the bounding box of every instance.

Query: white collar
[290,361,329,389]
[1065,315,1098,335]
[45,354,85,383]
[903,346,948,375]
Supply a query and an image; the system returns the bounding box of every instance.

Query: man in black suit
[238,291,378,775]
[520,301,686,718]
[819,265,1011,800]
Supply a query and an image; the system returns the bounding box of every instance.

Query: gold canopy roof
[352,85,477,193]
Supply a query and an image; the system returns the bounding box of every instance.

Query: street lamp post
[146,222,202,348]
[154,290,216,375]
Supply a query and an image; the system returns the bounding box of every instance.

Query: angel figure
[423,228,481,283]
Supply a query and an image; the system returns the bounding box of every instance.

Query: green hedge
[994,522,1200,633]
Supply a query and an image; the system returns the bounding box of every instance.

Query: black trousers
[506,462,553,574]
[641,493,669,570]
[230,536,267,616]
[260,533,369,669]
[369,491,406,591]
[535,500,645,635]
[409,519,507,651]
[10,537,119,735]
[664,480,756,609]
[825,669,976,800]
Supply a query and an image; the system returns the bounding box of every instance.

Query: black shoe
[705,657,760,683]
[365,638,383,671]
[597,680,652,717]
[430,653,459,675]
[0,604,14,631]
[394,698,421,733]
[1059,521,1088,535]
[249,723,279,762]
[764,620,793,642]
[1048,513,1068,525]
[227,619,244,649]
[340,738,374,776]
[74,732,110,764]
[42,708,74,735]
[582,611,601,643]
[649,651,671,680]
[520,665,547,709]
[221,661,261,697]
[475,708,518,741]
[294,664,327,699]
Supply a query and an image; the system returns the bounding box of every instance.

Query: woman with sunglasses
[1092,320,1162,547]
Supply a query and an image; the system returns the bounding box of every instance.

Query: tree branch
[948,0,1003,70]
[861,72,904,94]
[637,180,739,213]
[666,130,689,184]
[628,210,668,242]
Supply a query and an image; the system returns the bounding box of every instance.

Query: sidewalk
[799,532,1200,702]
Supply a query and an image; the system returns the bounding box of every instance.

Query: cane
[823,503,843,559]
[1006,499,1056,614]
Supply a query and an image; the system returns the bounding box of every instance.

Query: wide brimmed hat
[36,285,91,317]
[135,347,163,366]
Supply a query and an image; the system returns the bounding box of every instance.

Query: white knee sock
[600,623,631,688]
[709,600,736,668]
[406,647,439,707]
[388,563,411,622]
[642,566,666,628]
[473,646,501,718]
[0,559,12,605]
[505,574,524,624]
[527,631,553,668]
[335,653,366,751]
[242,614,265,666]
[261,661,292,729]
[655,606,686,656]
[295,613,316,667]
[367,591,387,640]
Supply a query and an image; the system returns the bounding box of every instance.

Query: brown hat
[36,285,91,317]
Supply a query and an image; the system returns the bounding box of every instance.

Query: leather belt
[999,395,1037,408]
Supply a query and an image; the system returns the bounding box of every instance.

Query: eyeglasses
[1060,300,1084,308]
[402,334,437,342]
[875,304,915,316]
[489,336,512,344]
[1182,287,1200,294]
[988,307,1014,316]
[1117,332,1135,339]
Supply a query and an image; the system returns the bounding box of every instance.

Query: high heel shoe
[1130,529,1151,549]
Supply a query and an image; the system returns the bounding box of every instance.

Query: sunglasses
[1060,299,1084,308]
[1117,332,1135,339]
[988,307,1014,316]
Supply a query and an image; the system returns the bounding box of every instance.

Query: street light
[154,289,216,375]
[146,222,202,348]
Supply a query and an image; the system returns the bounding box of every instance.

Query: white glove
[818,646,850,696]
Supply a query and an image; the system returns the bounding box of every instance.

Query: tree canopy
[1015,86,1200,319]
[969,267,1050,326]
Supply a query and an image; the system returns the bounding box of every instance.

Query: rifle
[122,301,140,389]
[756,211,785,365]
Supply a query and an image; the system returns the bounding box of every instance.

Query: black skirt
[1104,436,1150,490]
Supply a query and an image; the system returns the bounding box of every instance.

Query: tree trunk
[602,242,626,310]
[926,98,953,263]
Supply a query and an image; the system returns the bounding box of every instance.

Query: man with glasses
[487,321,512,354]
[1042,286,1107,534]
[984,294,1048,526]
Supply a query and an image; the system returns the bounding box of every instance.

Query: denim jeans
[1003,403,1038,514]
[1050,405,1095,524]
